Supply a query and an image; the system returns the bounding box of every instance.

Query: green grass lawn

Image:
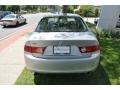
[15,23,120,85]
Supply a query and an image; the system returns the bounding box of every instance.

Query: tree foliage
[0,5,7,11]
[74,5,100,17]
[95,8,99,17]
[7,5,20,13]
[79,5,94,17]
[62,5,78,13]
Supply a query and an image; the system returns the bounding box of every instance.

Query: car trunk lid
[26,32,99,58]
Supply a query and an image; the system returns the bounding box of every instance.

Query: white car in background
[0,14,26,27]
[94,17,99,25]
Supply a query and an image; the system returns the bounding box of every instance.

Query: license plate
[53,46,70,54]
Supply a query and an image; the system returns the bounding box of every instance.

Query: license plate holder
[53,46,71,55]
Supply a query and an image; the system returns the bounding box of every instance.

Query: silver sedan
[0,14,26,27]
[24,13,100,73]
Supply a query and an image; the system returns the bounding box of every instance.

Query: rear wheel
[16,21,19,26]
[3,25,6,28]
[24,19,27,24]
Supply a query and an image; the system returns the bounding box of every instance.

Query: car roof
[8,14,16,15]
[5,14,19,16]
[2,14,18,18]
[0,11,13,13]
[43,13,82,18]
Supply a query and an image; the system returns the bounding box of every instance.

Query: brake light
[79,45,100,53]
[24,45,46,54]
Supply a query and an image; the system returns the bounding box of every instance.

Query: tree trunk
[62,5,68,13]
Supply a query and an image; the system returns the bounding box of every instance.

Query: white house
[97,5,120,32]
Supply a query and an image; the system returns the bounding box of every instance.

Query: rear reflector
[24,45,46,54]
[79,45,100,53]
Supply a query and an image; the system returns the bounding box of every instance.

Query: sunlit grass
[99,38,120,84]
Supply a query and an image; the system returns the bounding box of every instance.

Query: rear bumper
[25,52,100,73]
[0,22,3,25]
[1,21,16,26]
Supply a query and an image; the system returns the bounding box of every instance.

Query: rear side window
[36,16,87,32]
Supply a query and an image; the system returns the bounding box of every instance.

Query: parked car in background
[0,14,26,27]
[0,11,13,20]
[24,13,100,73]
[94,18,99,25]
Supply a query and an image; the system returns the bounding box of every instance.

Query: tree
[22,5,32,12]
[20,5,39,13]
[7,5,20,13]
[67,6,75,13]
[0,5,7,11]
[54,5,62,12]
[80,5,94,17]
[62,5,78,13]
[95,8,99,17]
[73,6,81,14]
[74,5,94,17]
[62,5,69,13]
[39,5,48,12]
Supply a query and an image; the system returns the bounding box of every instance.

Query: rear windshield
[35,16,87,32]
[4,14,15,18]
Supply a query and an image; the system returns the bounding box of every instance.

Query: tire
[3,25,6,28]
[16,21,19,26]
[24,19,27,24]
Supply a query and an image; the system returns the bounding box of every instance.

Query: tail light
[79,45,100,53]
[24,45,46,54]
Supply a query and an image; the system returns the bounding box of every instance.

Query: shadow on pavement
[34,64,111,85]
[2,23,27,28]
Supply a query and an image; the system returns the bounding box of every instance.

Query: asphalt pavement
[0,12,49,84]
[0,13,47,40]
